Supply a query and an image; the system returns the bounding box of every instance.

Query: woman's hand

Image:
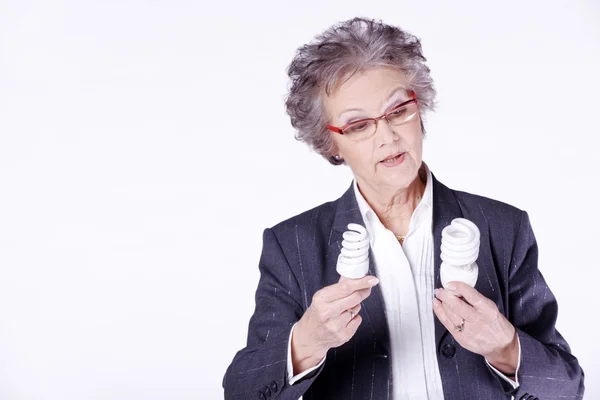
[433,281,519,375]
[291,275,380,375]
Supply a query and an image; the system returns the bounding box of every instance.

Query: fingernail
[434,288,439,296]
[446,283,456,290]
[367,277,379,285]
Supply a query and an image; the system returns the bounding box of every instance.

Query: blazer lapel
[328,182,391,353]
[431,173,465,347]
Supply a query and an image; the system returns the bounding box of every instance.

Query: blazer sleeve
[504,210,585,399]
[223,227,324,400]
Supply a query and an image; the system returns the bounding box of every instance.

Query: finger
[446,281,487,309]
[321,276,379,302]
[440,300,466,331]
[349,303,361,317]
[433,298,459,333]
[326,304,362,341]
[331,287,372,315]
[342,314,363,340]
[338,304,361,328]
[434,288,477,322]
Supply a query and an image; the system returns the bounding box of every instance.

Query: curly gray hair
[284,17,437,165]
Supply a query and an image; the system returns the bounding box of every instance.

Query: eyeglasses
[326,89,419,141]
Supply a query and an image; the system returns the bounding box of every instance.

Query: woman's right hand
[290,275,380,375]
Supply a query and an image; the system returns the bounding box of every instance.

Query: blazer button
[256,391,266,400]
[262,386,271,397]
[269,380,278,393]
[441,343,456,358]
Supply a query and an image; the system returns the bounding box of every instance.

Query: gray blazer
[223,173,584,400]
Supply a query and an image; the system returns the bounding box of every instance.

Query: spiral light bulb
[440,218,480,289]
[336,223,370,279]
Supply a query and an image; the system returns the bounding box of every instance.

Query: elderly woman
[223,17,584,400]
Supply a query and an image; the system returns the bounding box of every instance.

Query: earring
[333,154,342,161]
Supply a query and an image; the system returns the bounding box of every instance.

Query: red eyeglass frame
[326,89,418,135]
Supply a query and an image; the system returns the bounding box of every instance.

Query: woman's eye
[345,122,369,133]
[390,106,407,116]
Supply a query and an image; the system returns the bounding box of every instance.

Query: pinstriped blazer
[223,173,584,400]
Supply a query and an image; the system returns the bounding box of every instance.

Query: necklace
[396,235,406,245]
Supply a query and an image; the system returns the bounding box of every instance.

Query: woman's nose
[374,118,400,145]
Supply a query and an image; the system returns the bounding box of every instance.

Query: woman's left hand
[433,281,519,374]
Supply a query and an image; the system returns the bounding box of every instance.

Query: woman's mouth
[380,152,405,167]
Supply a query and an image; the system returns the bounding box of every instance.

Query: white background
[0,1,598,399]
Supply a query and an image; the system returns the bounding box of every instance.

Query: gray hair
[284,17,437,165]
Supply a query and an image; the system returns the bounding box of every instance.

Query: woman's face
[325,67,423,192]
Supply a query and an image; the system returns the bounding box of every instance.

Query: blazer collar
[430,173,464,346]
[329,171,463,349]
